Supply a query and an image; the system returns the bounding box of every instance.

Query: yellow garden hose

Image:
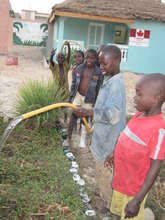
[22,102,93,134]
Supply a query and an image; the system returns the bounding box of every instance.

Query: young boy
[109,73,165,220]
[74,45,126,211]
[67,50,84,141]
[69,49,102,148]
[49,41,71,97]
[68,50,84,91]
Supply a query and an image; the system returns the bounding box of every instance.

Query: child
[74,45,126,212]
[67,50,84,139]
[69,49,102,148]
[109,73,165,220]
[49,41,71,97]
[68,50,84,91]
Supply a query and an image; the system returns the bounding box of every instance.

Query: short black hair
[86,49,98,59]
[74,50,84,58]
[56,52,65,59]
[142,73,165,102]
[102,45,121,61]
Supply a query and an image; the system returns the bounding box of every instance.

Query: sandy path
[0,46,52,117]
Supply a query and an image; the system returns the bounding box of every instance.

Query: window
[88,23,104,49]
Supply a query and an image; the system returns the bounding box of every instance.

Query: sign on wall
[129,28,150,47]
[13,21,48,47]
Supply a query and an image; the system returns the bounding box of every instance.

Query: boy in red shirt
[107,73,165,220]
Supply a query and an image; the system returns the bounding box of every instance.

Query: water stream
[0,116,23,149]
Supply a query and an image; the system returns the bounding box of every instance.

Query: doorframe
[87,22,105,48]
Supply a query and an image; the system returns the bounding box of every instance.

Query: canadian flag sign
[129,28,150,47]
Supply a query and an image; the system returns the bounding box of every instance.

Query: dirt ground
[0,46,51,118]
[0,46,164,219]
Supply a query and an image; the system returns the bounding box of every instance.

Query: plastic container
[73,174,81,182]
[71,161,78,168]
[80,192,90,203]
[77,178,85,187]
[63,149,70,155]
[69,167,78,174]
[6,56,18,65]
[60,129,68,140]
[85,209,96,217]
[66,152,75,161]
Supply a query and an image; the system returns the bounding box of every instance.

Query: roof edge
[49,10,135,24]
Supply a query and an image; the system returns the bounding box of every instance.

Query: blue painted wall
[124,20,165,74]
[53,17,124,49]
[63,17,89,47]
[62,17,118,47]
[52,17,165,74]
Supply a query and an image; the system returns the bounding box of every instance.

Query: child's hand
[104,154,113,168]
[51,48,56,56]
[73,107,93,118]
[124,198,140,218]
[73,107,85,117]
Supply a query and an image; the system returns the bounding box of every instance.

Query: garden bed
[0,118,86,219]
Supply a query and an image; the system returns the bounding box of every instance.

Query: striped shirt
[112,112,165,196]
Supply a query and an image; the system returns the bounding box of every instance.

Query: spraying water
[0,102,93,149]
[0,116,23,148]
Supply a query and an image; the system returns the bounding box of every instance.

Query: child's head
[56,52,65,65]
[85,49,98,68]
[73,50,84,66]
[134,73,165,114]
[99,45,121,76]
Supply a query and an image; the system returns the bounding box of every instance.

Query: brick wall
[0,0,13,54]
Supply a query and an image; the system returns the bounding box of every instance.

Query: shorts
[73,92,92,109]
[110,190,147,220]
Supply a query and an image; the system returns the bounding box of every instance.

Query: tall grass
[15,79,66,127]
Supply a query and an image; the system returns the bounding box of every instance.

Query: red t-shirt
[112,112,165,196]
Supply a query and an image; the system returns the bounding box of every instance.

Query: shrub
[15,79,66,127]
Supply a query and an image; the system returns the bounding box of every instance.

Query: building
[13,10,49,47]
[0,0,14,54]
[47,0,165,74]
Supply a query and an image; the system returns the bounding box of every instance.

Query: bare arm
[73,107,94,118]
[124,159,162,218]
[64,41,71,64]
[50,49,56,67]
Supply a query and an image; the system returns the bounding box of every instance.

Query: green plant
[13,33,23,45]
[40,23,48,32]
[41,36,48,47]
[23,40,41,46]
[0,123,86,219]
[13,22,23,32]
[15,79,66,127]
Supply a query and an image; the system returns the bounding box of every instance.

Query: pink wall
[0,0,13,54]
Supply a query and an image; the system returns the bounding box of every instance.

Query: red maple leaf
[137,30,144,37]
